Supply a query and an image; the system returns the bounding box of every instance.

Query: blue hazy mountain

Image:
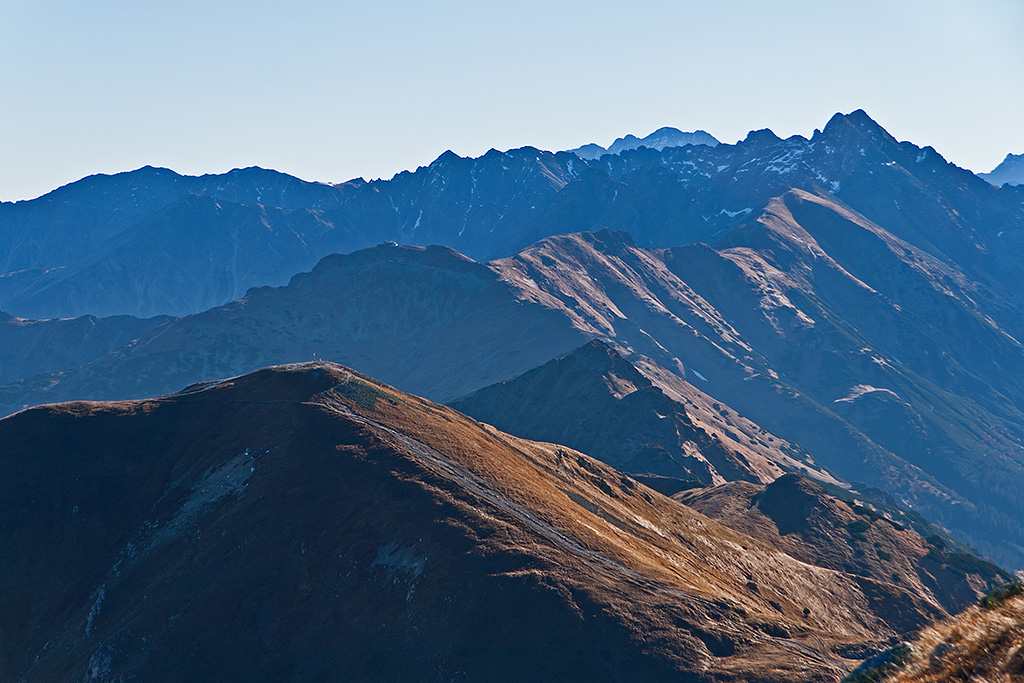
[3,111,1022,322]
[979,152,1024,186]
[569,126,720,159]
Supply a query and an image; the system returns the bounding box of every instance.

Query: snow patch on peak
[834,385,901,404]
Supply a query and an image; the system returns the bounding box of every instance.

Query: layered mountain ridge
[5,110,1024,677]
[4,111,1024,569]
[5,110,1022,321]
[450,339,834,488]
[0,362,1002,681]
[7,198,1024,566]
[0,243,588,411]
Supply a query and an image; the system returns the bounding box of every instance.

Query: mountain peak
[742,128,782,148]
[821,109,897,146]
[300,242,477,283]
[979,152,1024,186]
[570,128,719,160]
[429,149,463,167]
[3,359,953,681]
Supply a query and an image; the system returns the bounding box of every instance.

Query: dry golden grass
[890,592,1024,682]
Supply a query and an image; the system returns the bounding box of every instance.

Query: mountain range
[3,109,1024,677]
[6,110,1021,322]
[569,127,720,159]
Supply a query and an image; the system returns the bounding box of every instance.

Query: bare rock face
[0,362,953,681]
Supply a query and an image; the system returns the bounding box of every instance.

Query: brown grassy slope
[888,591,1024,682]
[0,362,948,682]
[677,476,1011,616]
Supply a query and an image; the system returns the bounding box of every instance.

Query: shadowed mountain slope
[0,149,588,318]
[0,243,587,415]
[0,311,170,385]
[1,195,341,319]
[0,362,966,681]
[450,340,833,488]
[0,167,352,318]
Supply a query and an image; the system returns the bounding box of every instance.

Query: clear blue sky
[2,0,1022,201]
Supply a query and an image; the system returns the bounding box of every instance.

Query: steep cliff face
[0,362,957,682]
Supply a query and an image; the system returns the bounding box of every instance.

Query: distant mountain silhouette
[569,126,720,159]
[979,152,1024,186]
[5,110,1021,320]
